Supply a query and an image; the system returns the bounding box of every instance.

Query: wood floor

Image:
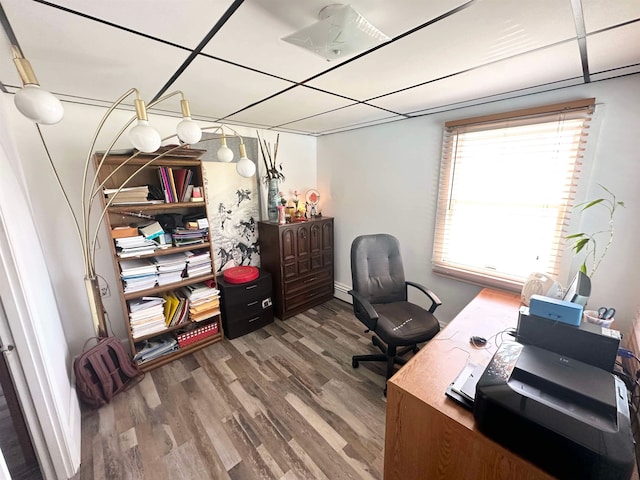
[76,299,391,480]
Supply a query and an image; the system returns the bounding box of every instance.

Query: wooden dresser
[258,217,334,320]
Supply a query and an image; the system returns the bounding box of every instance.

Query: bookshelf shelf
[95,149,224,371]
[136,331,222,372]
[108,201,205,212]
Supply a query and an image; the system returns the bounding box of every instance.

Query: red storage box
[177,322,218,348]
[223,266,259,284]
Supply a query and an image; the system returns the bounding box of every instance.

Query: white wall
[1,95,316,354]
[318,75,640,336]
[0,105,81,478]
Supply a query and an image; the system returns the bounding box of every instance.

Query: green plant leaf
[572,238,590,254]
[581,198,605,210]
[618,201,625,207]
[579,263,587,274]
[566,233,586,239]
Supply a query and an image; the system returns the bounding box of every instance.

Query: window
[432,99,595,291]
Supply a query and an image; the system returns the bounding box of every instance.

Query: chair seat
[373,301,440,346]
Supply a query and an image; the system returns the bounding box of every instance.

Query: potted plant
[566,184,625,278]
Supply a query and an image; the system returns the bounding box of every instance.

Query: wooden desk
[385,288,582,479]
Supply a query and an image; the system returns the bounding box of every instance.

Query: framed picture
[198,135,262,272]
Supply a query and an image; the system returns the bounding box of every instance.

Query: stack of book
[104,186,150,204]
[154,253,189,286]
[115,235,158,257]
[119,258,158,293]
[184,249,212,278]
[157,167,195,203]
[161,291,189,327]
[127,296,166,339]
[172,227,208,247]
[133,336,178,364]
[180,283,220,322]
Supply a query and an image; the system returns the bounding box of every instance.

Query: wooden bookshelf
[95,149,224,371]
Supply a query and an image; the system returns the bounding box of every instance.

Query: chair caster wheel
[352,359,359,368]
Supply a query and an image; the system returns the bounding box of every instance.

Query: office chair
[349,234,441,394]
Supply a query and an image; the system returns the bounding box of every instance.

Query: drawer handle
[303,277,316,284]
[247,301,258,307]
[248,316,260,323]
[245,285,258,290]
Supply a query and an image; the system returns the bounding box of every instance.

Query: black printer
[474,342,635,480]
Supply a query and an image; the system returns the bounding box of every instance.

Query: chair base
[352,335,420,393]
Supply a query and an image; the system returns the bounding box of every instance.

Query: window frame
[432,98,596,291]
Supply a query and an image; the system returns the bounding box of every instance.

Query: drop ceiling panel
[204,0,470,81]
[1,0,190,103]
[370,41,583,115]
[167,55,294,120]
[40,0,235,49]
[587,23,640,74]
[581,0,640,33]
[225,86,355,127]
[307,0,576,101]
[282,103,401,134]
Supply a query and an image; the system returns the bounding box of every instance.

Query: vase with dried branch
[257,131,285,222]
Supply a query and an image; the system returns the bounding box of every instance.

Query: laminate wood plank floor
[76,299,392,480]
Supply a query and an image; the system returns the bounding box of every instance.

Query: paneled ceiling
[1,0,639,136]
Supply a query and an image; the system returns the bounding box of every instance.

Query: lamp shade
[236,156,256,177]
[176,117,202,144]
[14,84,64,124]
[129,120,161,153]
[217,144,234,162]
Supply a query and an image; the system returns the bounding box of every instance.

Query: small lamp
[216,132,234,162]
[129,98,162,153]
[176,98,202,144]
[12,47,63,125]
[236,142,256,177]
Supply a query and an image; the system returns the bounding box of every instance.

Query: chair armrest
[406,281,442,314]
[348,290,379,330]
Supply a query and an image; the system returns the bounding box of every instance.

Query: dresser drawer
[219,271,272,307]
[284,269,332,296]
[223,308,274,340]
[284,283,334,313]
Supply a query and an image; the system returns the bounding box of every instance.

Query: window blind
[432,99,596,291]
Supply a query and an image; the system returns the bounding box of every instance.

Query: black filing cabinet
[218,270,274,339]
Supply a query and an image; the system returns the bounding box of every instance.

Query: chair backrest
[351,234,407,304]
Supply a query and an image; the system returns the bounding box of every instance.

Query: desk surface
[384,288,637,480]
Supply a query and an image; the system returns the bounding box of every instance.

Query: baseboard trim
[334,281,352,303]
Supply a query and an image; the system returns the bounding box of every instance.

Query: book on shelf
[182,184,194,203]
[133,336,178,364]
[115,235,158,257]
[129,296,165,313]
[139,221,164,240]
[123,275,158,294]
[162,292,180,327]
[104,185,149,204]
[168,167,179,203]
[119,258,157,277]
[156,166,196,203]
